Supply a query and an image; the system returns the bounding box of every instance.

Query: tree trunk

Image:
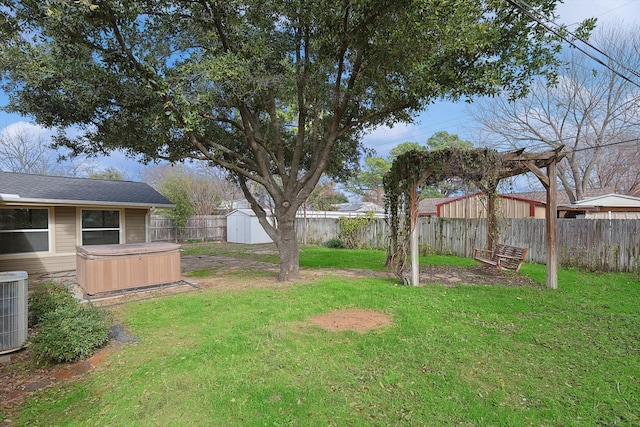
[274,214,300,282]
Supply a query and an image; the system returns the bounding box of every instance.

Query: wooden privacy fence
[151,215,640,272]
[418,218,639,273]
[296,217,389,249]
[297,217,639,273]
[151,215,226,242]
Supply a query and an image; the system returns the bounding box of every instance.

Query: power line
[522,0,640,82]
[571,137,639,153]
[506,0,640,90]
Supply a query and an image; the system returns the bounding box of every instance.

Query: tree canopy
[307,179,349,211]
[1,0,569,280]
[346,133,476,202]
[88,167,126,181]
[345,155,391,205]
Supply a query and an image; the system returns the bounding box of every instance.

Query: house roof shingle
[418,197,449,216]
[0,171,173,208]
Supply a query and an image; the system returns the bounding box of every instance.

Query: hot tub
[76,242,181,295]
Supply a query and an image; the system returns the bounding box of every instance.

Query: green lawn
[15,246,640,426]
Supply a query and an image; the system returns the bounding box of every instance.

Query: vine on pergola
[383,147,505,283]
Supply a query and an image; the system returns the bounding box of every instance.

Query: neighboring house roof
[0,171,174,208]
[513,188,617,205]
[337,202,384,213]
[418,197,449,216]
[558,193,640,219]
[570,193,640,207]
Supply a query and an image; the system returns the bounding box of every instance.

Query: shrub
[323,238,345,249]
[28,282,76,327]
[30,304,111,363]
[338,212,375,249]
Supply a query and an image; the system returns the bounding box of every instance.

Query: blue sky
[362,0,640,155]
[1,0,638,179]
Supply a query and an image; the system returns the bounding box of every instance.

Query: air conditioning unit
[0,271,28,354]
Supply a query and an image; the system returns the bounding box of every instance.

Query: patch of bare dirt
[310,309,393,333]
[180,255,541,289]
[180,255,280,275]
[419,265,542,287]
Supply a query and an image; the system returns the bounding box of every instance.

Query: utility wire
[514,0,640,81]
[510,137,639,157]
[570,137,639,153]
[505,0,640,89]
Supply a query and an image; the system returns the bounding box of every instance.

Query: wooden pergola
[388,146,565,289]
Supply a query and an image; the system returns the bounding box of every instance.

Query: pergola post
[484,181,499,252]
[546,161,558,289]
[516,148,563,290]
[410,186,419,286]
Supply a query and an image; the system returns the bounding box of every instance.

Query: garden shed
[226,209,273,244]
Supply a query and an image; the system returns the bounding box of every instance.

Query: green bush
[338,212,374,249]
[323,238,345,249]
[28,282,76,327]
[30,304,111,363]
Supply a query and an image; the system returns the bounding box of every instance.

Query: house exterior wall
[0,206,77,275]
[438,194,543,219]
[438,196,486,218]
[585,212,640,219]
[0,206,151,275]
[125,209,148,243]
[54,206,77,254]
[534,205,546,218]
[497,197,539,218]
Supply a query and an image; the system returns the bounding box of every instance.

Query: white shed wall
[226,209,273,244]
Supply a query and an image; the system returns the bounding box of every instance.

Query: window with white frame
[81,209,121,245]
[0,208,50,255]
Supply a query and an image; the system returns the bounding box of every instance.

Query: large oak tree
[1,0,567,280]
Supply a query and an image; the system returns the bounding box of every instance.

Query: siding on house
[125,209,148,243]
[437,194,543,218]
[0,254,77,276]
[0,206,78,275]
[55,207,77,253]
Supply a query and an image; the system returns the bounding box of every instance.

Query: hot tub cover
[77,242,180,258]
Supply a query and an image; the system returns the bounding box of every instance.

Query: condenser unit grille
[0,271,28,354]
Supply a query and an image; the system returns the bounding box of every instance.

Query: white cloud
[0,121,53,139]
[362,122,427,156]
